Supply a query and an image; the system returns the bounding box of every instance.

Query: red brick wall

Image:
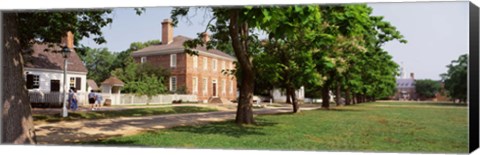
[133,53,187,91]
[133,52,237,102]
[184,54,237,101]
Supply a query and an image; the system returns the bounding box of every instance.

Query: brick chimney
[61,31,74,49]
[201,32,209,43]
[161,19,173,45]
[410,72,415,79]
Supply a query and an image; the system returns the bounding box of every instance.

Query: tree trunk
[352,93,357,104]
[335,83,341,106]
[2,13,37,144]
[355,95,358,104]
[290,87,299,113]
[345,87,351,105]
[229,10,255,125]
[286,88,291,104]
[321,86,330,109]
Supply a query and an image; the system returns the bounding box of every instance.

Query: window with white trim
[170,76,177,91]
[193,55,198,69]
[230,80,234,94]
[203,78,208,95]
[212,59,217,71]
[222,61,226,71]
[203,57,208,70]
[222,79,226,95]
[70,77,75,88]
[141,57,147,63]
[26,74,40,89]
[170,54,177,67]
[192,77,198,94]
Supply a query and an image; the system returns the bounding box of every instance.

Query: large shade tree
[313,5,406,108]
[440,54,468,103]
[2,11,112,143]
[171,6,323,123]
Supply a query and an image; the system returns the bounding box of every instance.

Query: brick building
[394,63,417,100]
[131,19,237,103]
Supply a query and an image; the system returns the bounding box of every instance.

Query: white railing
[29,91,198,106]
[118,94,198,105]
[28,91,88,106]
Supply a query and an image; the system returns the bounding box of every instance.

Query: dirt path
[34,104,322,144]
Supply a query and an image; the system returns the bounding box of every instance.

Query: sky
[79,1,469,80]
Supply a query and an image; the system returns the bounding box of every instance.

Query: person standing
[70,89,78,111]
[67,89,73,109]
[88,90,96,110]
[94,91,103,110]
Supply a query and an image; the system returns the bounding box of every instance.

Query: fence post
[160,95,163,104]
[131,95,133,104]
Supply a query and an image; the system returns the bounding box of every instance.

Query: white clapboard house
[24,32,88,106]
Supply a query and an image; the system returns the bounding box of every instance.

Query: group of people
[67,88,104,111]
[88,90,104,111]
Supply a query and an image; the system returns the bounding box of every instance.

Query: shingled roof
[131,35,236,60]
[87,79,99,90]
[101,76,124,87]
[24,43,88,73]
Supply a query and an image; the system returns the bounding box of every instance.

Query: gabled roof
[396,78,415,88]
[24,43,88,73]
[87,79,99,90]
[101,76,124,87]
[131,35,236,60]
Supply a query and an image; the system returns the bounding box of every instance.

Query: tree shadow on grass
[412,102,468,107]
[35,125,123,145]
[85,139,141,147]
[168,118,278,138]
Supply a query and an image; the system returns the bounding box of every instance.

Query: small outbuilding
[101,76,124,94]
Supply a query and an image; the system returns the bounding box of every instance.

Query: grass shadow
[33,106,218,123]
[167,118,278,138]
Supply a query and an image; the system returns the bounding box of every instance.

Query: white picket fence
[28,91,88,107]
[118,94,197,105]
[29,91,198,106]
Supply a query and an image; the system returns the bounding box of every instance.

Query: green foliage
[440,54,468,102]
[112,63,170,95]
[174,86,188,94]
[78,40,162,85]
[78,47,116,84]
[415,79,441,100]
[313,5,405,102]
[252,6,325,99]
[133,74,167,103]
[17,10,113,49]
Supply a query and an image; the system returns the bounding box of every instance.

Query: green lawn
[92,102,468,153]
[33,106,218,123]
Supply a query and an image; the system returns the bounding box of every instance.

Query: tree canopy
[441,54,468,103]
[171,5,406,123]
[415,79,441,100]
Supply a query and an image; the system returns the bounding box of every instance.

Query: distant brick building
[394,64,417,100]
[131,19,237,103]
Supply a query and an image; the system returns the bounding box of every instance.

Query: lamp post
[61,46,71,117]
